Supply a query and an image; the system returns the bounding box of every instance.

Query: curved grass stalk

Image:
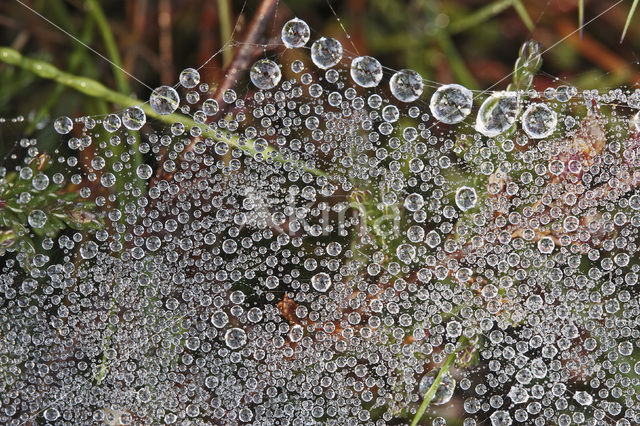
[0,47,325,178]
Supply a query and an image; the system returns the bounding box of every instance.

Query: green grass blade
[218,0,234,67]
[85,0,131,94]
[434,31,479,90]
[448,0,513,34]
[410,351,457,426]
[621,0,639,43]
[0,47,326,178]
[513,0,535,32]
[578,0,584,39]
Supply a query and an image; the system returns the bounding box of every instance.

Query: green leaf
[513,0,535,32]
[621,0,639,42]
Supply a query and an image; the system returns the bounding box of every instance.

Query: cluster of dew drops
[4,15,640,426]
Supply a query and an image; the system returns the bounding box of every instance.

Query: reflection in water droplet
[250,59,282,90]
[430,84,473,124]
[311,37,343,69]
[390,69,424,102]
[521,103,557,138]
[476,91,520,137]
[455,186,477,211]
[350,56,383,88]
[418,370,456,405]
[149,85,180,115]
[311,272,332,292]
[281,18,310,48]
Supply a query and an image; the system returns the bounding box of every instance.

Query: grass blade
[410,351,457,426]
[513,0,535,32]
[578,0,584,39]
[0,47,326,178]
[448,0,513,35]
[621,0,639,43]
[85,0,131,94]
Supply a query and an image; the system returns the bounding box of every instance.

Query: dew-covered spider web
[2,3,640,426]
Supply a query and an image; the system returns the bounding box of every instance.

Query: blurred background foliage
[1,0,639,161]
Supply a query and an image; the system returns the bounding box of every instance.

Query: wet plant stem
[0,47,325,178]
[411,336,468,426]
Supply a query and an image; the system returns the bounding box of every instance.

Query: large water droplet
[521,103,557,138]
[136,164,153,180]
[389,69,424,102]
[350,56,383,88]
[122,106,146,130]
[455,186,477,211]
[311,37,343,70]
[418,370,456,405]
[103,114,121,133]
[573,391,593,406]
[476,91,520,137]
[537,236,555,254]
[224,328,247,349]
[250,59,282,90]
[489,410,512,426]
[28,209,47,229]
[54,116,73,134]
[430,84,473,124]
[149,85,180,115]
[281,18,310,48]
[311,272,332,292]
[179,67,200,88]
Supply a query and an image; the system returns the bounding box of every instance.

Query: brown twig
[209,0,279,119]
[152,0,279,184]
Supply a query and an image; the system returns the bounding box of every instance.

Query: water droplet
[350,56,383,88]
[426,230,441,248]
[633,110,640,132]
[250,59,282,90]
[149,85,180,115]
[537,236,555,254]
[179,67,200,88]
[455,186,477,211]
[521,103,557,138]
[211,311,229,328]
[382,105,399,123]
[429,84,473,124]
[489,410,512,426]
[103,114,121,132]
[281,18,310,48]
[311,37,343,69]
[136,164,153,180]
[28,209,47,229]
[289,324,304,342]
[404,193,425,211]
[418,370,456,405]
[224,328,247,349]
[54,116,73,134]
[476,91,520,137]
[396,243,416,264]
[389,69,423,102]
[122,106,146,130]
[202,99,219,116]
[43,407,60,421]
[311,272,332,292]
[80,241,98,259]
[573,391,593,406]
[32,173,49,191]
